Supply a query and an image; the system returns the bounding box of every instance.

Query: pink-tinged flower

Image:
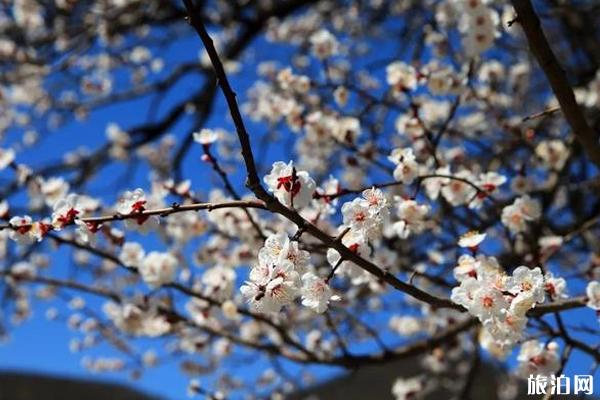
[470,171,506,208]
[116,188,159,233]
[241,259,300,314]
[440,170,477,206]
[326,229,370,285]
[516,340,560,378]
[506,266,545,315]
[362,187,389,216]
[453,254,479,282]
[301,272,339,313]
[74,219,100,244]
[264,161,316,209]
[470,285,509,323]
[259,233,310,276]
[51,194,82,229]
[543,272,568,301]
[458,230,486,249]
[450,277,482,309]
[8,215,35,245]
[501,195,541,233]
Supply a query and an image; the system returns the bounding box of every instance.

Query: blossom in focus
[240,259,300,314]
[301,272,338,313]
[326,229,370,285]
[506,266,545,314]
[264,161,316,208]
[51,194,82,229]
[8,215,35,245]
[259,232,311,276]
[341,187,389,240]
[115,188,160,233]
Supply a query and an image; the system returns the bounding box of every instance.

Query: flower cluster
[452,253,567,352]
[341,187,389,241]
[241,233,337,314]
[103,302,170,337]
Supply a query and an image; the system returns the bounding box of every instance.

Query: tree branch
[511,0,600,168]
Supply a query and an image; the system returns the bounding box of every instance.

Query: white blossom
[202,265,236,302]
[139,251,178,287]
[115,188,160,233]
[309,29,338,59]
[0,148,15,170]
[264,161,316,209]
[586,281,600,310]
[301,272,338,313]
[119,242,145,268]
[458,231,486,249]
[388,148,419,184]
[516,340,560,378]
[241,259,300,313]
[392,198,429,239]
[386,61,417,92]
[501,195,541,233]
[391,376,424,400]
